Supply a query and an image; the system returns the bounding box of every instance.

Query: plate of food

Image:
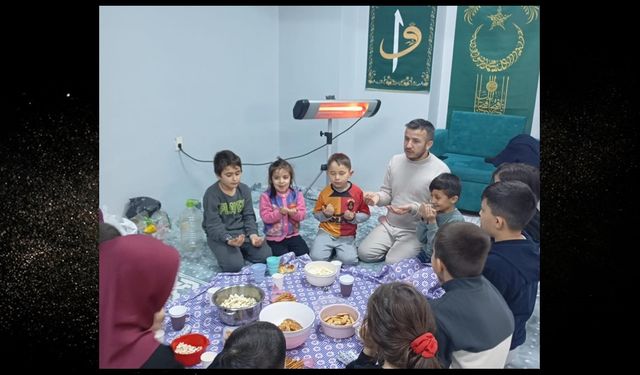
[285,356,313,369]
[278,263,296,274]
[270,290,297,303]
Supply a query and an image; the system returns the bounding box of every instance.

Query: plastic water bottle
[179,198,204,252]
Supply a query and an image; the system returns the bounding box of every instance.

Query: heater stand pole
[303,117,333,199]
[325,118,333,185]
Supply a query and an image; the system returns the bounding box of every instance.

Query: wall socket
[175,136,183,151]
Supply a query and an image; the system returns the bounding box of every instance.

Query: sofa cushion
[443,153,496,184]
[447,111,526,158]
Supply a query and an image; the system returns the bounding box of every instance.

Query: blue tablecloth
[162,253,444,369]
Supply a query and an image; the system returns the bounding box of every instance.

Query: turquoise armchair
[431,111,526,213]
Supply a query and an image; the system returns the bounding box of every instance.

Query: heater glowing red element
[292,99,381,120]
[315,102,369,119]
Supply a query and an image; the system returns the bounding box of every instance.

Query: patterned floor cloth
[163,253,445,369]
[161,185,539,368]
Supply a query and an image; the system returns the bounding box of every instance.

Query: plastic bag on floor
[124,196,161,219]
[130,209,172,240]
[101,205,138,235]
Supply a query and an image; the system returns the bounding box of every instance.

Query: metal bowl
[212,284,265,326]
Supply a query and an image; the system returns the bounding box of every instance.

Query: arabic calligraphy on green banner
[366,6,437,92]
[447,6,540,133]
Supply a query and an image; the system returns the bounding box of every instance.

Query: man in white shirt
[359,119,450,264]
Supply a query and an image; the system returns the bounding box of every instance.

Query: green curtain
[366,6,437,92]
[447,6,540,133]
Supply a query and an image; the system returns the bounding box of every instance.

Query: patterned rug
[170,273,208,302]
[162,185,538,368]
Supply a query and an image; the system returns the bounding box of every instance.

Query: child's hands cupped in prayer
[249,234,265,247]
[227,234,245,247]
[418,202,437,224]
[323,204,335,217]
[343,210,355,221]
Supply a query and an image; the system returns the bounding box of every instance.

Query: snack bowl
[212,284,265,326]
[278,263,296,274]
[319,303,359,339]
[259,301,316,349]
[303,261,338,287]
[270,289,297,303]
[171,333,209,366]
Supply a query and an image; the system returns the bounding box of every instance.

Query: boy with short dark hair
[480,180,539,358]
[416,172,465,262]
[429,221,514,368]
[309,153,370,264]
[491,162,540,243]
[202,150,272,272]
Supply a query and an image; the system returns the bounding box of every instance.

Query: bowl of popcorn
[212,284,265,326]
[171,333,209,366]
[303,261,339,287]
[259,301,316,349]
[319,303,360,339]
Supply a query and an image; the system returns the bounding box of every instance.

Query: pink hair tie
[410,332,438,359]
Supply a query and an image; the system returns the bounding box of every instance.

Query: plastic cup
[338,275,354,298]
[272,272,284,290]
[266,256,281,275]
[250,263,267,283]
[200,351,217,368]
[330,260,342,271]
[154,329,165,343]
[168,305,188,330]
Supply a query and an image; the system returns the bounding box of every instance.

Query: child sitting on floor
[259,158,309,257]
[309,153,370,265]
[347,282,441,369]
[416,172,465,263]
[480,180,539,362]
[429,221,514,368]
[202,150,272,272]
[491,162,540,244]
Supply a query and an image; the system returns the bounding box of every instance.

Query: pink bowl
[319,304,359,339]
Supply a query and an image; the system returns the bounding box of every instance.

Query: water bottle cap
[186,198,200,208]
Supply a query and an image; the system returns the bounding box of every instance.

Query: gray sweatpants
[207,236,272,273]
[357,221,422,264]
[309,230,358,265]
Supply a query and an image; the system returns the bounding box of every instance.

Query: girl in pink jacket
[259,159,309,256]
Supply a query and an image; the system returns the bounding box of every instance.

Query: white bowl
[259,301,316,349]
[304,261,339,287]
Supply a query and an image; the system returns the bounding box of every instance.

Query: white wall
[276,6,342,190]
[100,6,280,218]
[100,5,539,220]
[429,6,458,131]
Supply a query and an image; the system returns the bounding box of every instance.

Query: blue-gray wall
[100,6,280,218]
